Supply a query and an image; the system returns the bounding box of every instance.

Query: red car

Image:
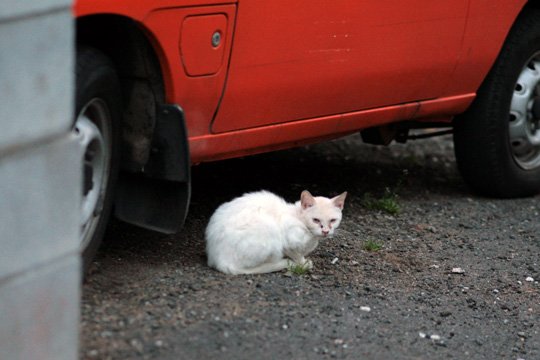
[74,0,538,266]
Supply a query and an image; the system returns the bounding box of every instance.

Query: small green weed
[362,187,400,215]
[363,239,383,252]
[287,262,311,276]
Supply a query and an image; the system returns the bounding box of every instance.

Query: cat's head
[299,190,347,238]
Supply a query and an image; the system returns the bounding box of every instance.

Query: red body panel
[212,0,468,132]
[75,0,527,164]
[143,5,237,137]
[75,0,237,20]
[443,0,527,96]
[191,94,476,163]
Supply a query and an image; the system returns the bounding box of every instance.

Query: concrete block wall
[0,1,80,360]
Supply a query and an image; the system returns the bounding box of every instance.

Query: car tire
[75,46,121,271]
[454,6,540,198]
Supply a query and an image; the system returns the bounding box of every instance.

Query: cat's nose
[322,230,329,236]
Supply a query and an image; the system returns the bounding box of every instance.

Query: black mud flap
[114,105,190,233]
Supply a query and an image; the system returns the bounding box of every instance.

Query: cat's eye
[312,218,321,224]
[330,219,337,223]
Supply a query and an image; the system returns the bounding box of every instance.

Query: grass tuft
[363,239,383,252]
[362,187,400,215]
[287,262,311,276]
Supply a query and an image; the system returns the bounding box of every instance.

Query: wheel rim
[509,51,540,170]
[73,98,112,249]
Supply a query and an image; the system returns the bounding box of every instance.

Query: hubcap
[509,52,540,170]
[73,98,111,249]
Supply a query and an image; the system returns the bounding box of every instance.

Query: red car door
[212,0,469,133]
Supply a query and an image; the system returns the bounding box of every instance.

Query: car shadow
[88,134,470,278]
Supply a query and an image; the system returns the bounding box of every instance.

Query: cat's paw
[302,259,313,270]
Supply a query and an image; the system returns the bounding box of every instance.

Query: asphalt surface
[81,134,539,359]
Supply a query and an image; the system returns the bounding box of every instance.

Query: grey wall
[0,1,80,359]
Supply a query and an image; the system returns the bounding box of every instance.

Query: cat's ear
[301,190,315,209]
[332,191,347,210]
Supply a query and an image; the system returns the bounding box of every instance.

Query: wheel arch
[77,15,191,233]
[453,1,540,198]
[77,14,167,172]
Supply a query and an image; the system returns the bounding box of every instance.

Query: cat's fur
[205,190,347,275]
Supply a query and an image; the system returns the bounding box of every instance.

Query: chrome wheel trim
[509,52,540,170]
[73,98,111,249]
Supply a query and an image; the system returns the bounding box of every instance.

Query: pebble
[451,267,465,274]
[87,350,99,358]
[331,257,339,264]
[360,306,371,312]
[419,332,442,341]
[525,276,534,282]
[130,339,143,352]
[474,339,483,346]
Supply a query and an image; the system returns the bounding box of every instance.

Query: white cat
[205,190,347,275]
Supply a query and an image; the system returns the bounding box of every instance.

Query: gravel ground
[81,134,539,360]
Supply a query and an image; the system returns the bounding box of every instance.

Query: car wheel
[454,7,540,198]
[75,46,121,271]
